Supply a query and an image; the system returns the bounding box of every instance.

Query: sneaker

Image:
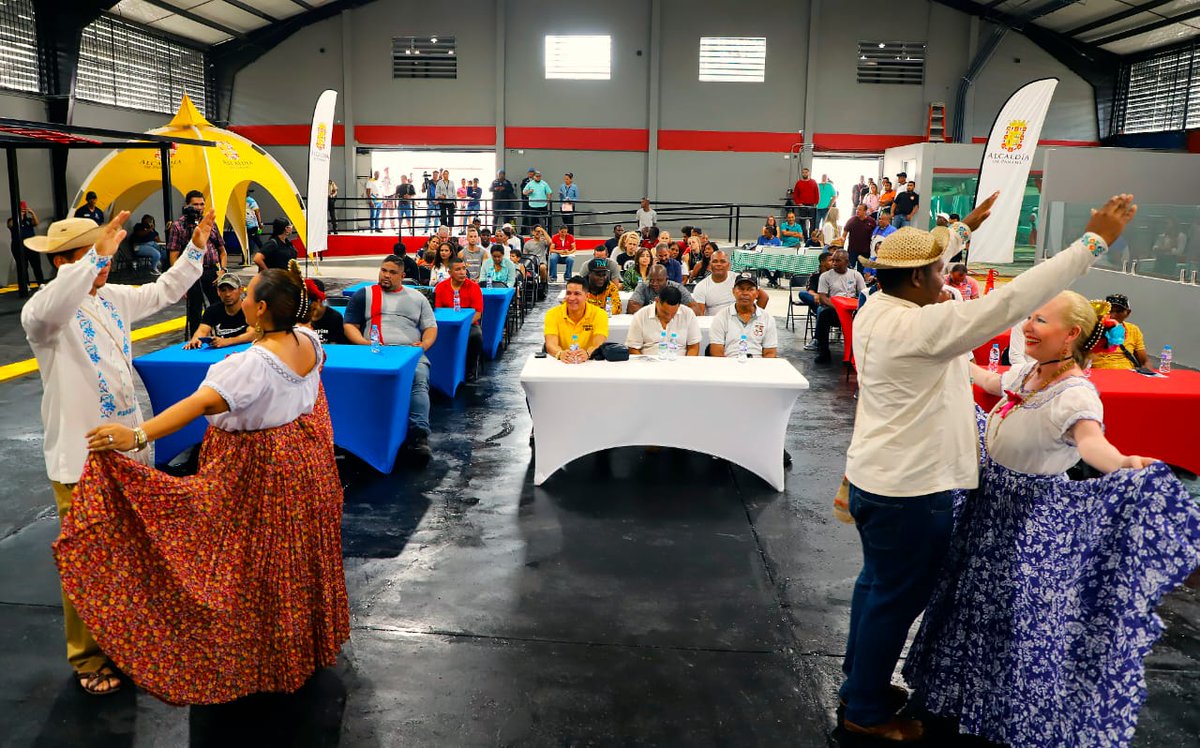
[803,340,819,352]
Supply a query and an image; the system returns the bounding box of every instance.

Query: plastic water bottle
[668,332,679,360]
[370,324,381,354]
[1159,345,1173,374]
[659,330,668,356]
[988,343,1001,373]
[453,290,461,312]
[737,335,749,363]
[570,335,580,353]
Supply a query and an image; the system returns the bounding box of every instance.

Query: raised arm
[21,211,129,344]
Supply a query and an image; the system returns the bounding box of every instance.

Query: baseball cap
[1105,293,1130,311]
[216,272,241,289]
[733,271,758,287]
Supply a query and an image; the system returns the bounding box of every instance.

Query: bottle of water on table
[1159,345,1173,374]
[453,290,461,312]
[738,335,749,363]
[370,324,381,354]
[668,332,679,360]
[987,343,1001,373]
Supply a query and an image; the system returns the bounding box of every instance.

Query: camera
[182,204,203,223]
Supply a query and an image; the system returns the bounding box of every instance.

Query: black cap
[733,271,758,287]
[1106,293,1130,311]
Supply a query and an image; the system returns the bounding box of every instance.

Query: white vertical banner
[305,89,339,259]
[969,78,1058,264]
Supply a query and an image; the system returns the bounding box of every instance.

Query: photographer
[167,190,226,336]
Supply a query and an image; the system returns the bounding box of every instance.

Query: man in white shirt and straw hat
[837,193,1137,742]
[21,209,212,696]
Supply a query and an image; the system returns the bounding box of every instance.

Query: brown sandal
[76,666,121,696]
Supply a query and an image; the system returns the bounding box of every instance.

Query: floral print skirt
[54,392,350,705]
[903,451,1200,747]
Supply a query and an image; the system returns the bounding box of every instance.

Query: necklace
[995,360,1076,421]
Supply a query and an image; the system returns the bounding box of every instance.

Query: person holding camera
[167,190,227,336]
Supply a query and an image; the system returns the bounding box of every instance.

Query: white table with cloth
[604,313,714,352]
[520,355,809,490]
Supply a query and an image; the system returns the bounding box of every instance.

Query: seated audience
[543,275,608,363]
[710,272,778,358]
[343,255,437,463]
[1091,293,1149,370]
[434,257,484,381]
[946,263,981,300]
[129,214,163,274]
[482,244,518,286]
[622,247,655,291]
[584,259,623,316]
[183,272,255,349]
[625,285,701,356]
[304,278,347,345]
[814,249,866,364]
[626,265,698,314]
[692,250,768,316]
[655,243,684,283]
[460,227,487,279]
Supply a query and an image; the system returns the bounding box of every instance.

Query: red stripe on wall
[355,125,496,147]
[658,130,800,153]
[812,133,926,151]
[505,127,649,151]
[227,124,345,146]
[970,137,1098,147]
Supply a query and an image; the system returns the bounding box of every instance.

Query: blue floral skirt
[903,452,1200,746]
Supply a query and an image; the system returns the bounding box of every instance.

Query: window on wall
[0,0,41,94]
[1117,46,1195,134]
[392,36,457,79]
[856,41,925,85]
[544,35,611,80]
[77,15,208,115]
[698,37,766,83]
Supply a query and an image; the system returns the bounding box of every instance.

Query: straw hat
[861,226,949,269]
[24,217,102,254]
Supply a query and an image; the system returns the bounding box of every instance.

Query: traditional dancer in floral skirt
[55,260,350,705]
[904,291,1200,747]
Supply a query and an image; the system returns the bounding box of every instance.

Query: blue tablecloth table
[428,308,473,397]
[480,286,516,359]
[132,342,421,473]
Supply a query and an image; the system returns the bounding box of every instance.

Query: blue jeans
[409,360,431,436]
[841,485,954,726]
[891,213,910,229]
[134,242,162,270]
[369,200,382,231]
[548,253,574,281]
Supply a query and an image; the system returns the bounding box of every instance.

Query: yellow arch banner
[74,95,307,251]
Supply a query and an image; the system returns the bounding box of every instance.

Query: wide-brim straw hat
[862,226,949,269]
[24,217,102,254]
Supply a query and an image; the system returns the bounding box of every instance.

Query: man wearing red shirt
[792,167,820,236]
[434,256,484,381]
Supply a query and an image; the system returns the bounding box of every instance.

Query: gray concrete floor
[0,276,1197,747]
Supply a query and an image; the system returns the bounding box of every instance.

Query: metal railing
[327,196,817,247]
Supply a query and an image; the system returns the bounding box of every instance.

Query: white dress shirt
[22,243,205,483]
[845,227,1106,497]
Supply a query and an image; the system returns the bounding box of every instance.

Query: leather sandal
[76,666,121,696]
[842,716,924,742]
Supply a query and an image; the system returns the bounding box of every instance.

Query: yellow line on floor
[0,315,185,384]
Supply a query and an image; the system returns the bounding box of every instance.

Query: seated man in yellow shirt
[1090,293,1148,370]
[543,275,609,363]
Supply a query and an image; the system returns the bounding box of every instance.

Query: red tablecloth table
[830,296,859,364]
[974,367,1200,474]
[972,329,1012,366]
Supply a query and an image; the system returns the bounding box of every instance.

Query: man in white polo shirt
[691,250,768,316]
[625,284,700,356]
[709,272,778,358]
